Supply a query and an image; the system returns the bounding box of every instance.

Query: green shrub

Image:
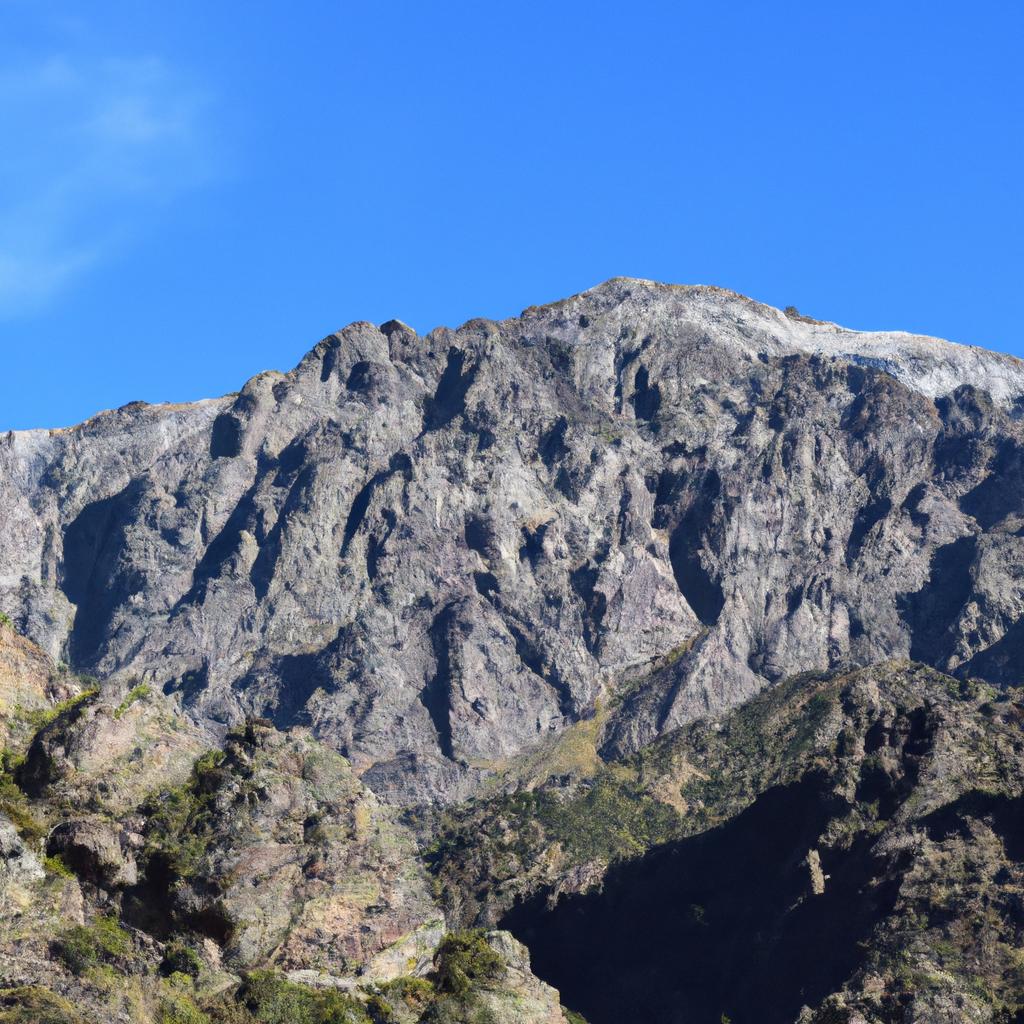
[0,612,12,631]
[43,854,74,878]
[375,976,433,1012]
[161,942,203,979]
[0,753,40,843]
[52,915,132,976]
[0,985,85,1024]
[52,927,98,975]
[159,991,212,1024]
[564,1012,591,1024]
[114,683,151,719]
[363,993,397,1024]
[234,971,371,1024]
[419,998,496,1024]
[237,971,318,1024]
[141,748,227,878]
[433,931,503,998]
[317,990,373,1024]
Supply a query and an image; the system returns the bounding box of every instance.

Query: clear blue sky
[2,1,1022,430]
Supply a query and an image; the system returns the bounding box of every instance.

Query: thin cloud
[0,54,219,316]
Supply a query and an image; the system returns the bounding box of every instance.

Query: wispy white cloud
[0,54,219,316]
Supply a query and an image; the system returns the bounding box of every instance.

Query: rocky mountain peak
[2,280,1023,805]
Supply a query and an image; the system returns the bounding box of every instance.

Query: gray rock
[3,279,1024,801]
[0,815,44,887]
[47,818,138,888]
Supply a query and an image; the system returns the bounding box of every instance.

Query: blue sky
[1,1,1022,430]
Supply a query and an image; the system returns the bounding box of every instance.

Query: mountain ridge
[3,281,1024,1022]
[2,278,1024,805]
[7,278,1023,443]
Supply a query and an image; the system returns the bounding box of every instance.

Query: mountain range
[2,279,1023,1024]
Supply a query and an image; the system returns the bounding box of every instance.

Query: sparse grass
[20,686,99,734]
[0,758,46,844]
[52,914,133,976]
[0,985,85,1024]
[115,684,152,720]
[477,702,611,793]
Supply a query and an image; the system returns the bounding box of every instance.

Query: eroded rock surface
[4,280,1024,804]
[3,281,1024,1021]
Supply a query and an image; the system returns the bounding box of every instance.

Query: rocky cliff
[3,279,1024,805]
[2,279,1024,1023]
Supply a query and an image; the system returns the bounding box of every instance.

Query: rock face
[0,620,69,750]
[127,720,441,974]
[4,279,1024,1023]
[3,279,1024,803]
[0,629,577,1024]
[47,819,137,889]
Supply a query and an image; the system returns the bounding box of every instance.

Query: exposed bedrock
[3,280,1024,801]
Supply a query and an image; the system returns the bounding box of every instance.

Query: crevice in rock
[367,508,398,582]
[631,365,661,426]
[162,664,209,708]
[667,471,725,627]
[538,416,569,468]
[519,522,549,569]
[506,619,574,716]
[961,439,1024,529]
[898,534,976,666]
[342,476,378,555]
[423,347,477,433]
[422,604,458,761]
[472,571,499,600]
[613,336,653,413]
[345,360,377,392]
[176,481,265,609]
[957,616,1024,685]
[901,482,930,529]
[262,645,337,728]
[845,495,892,565]
[209,413,244,459]
[341,452,413,558]
[320,339,339,382]
[60,481,143,668]
[251,465,317,600]
[464,515,494,561]
[570,559,607,656]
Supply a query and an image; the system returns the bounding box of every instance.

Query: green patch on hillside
[0,986,86,1024]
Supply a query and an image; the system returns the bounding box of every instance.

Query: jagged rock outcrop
[3,279,1024,804]
[0,631,578,1024]
[46,819,137,889]
[126,720,442,974]
[0,621,75,752]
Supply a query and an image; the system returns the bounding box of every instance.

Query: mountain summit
[3,279,1024,805]
[3,281,1024,1022]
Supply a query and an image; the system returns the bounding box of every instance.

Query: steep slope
[2,279,1024,807]
[0,621,579,1024]
[431,663,1024,1024]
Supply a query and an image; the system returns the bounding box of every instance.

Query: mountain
[1,279,1024,1023]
